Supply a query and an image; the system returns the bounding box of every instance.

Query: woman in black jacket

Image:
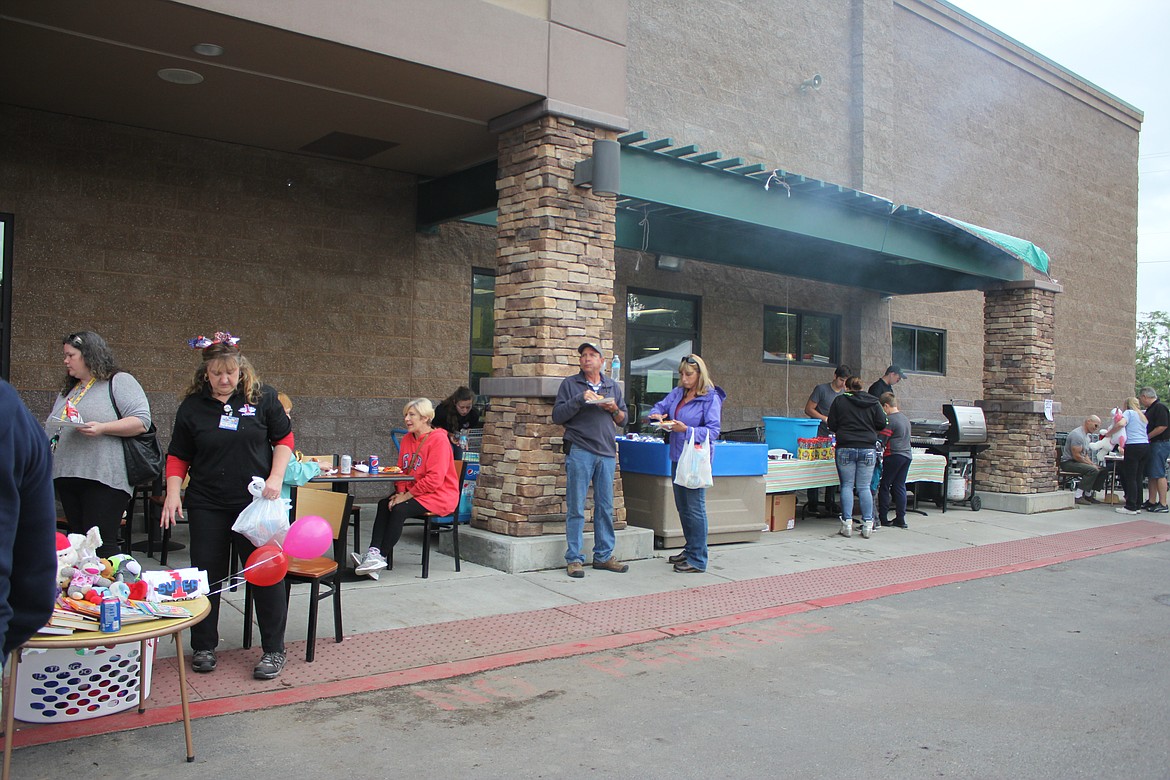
[827,376,887,540]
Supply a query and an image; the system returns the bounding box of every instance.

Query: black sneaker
[253,651,286,680]
[1141,501,1157,511]
[1153,504,1169,514]
[192,649,217,673]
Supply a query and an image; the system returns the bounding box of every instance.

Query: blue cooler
[763,417,820,453]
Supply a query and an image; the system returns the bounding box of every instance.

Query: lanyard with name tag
[219,402,239,431]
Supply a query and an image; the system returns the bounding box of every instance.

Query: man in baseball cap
[554,340,629,578]
[869,365,905,398]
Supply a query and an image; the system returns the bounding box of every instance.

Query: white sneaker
[367,569,380,581]
[1114,507,1140,515]
[355,548,388,575]
[861,520,872,539]
[838,518,851,538]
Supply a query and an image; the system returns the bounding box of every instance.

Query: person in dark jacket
[827,376,887,539]
[433,386,481,461]
[647,353,724,573]
[0,379,59,661]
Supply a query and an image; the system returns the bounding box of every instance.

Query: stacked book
[37,597,192,635]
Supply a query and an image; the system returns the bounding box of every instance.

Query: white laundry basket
[14,639,155,722]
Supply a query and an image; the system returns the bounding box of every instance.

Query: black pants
[877,453,911,523]
[187,506,287,654]
[368,496,426,554]
[54,477,131,558]
[1120,443,1150,511]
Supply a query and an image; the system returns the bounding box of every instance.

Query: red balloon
[244,545,288,586]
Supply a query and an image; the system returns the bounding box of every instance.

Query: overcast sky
[950,0,1169,319]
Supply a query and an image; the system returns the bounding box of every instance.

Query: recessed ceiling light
[157,68,204,85]
[192,43,224,57]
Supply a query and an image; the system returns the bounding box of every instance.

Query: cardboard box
[768,493,796,532]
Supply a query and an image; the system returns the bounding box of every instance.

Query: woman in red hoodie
[353,398,458,577]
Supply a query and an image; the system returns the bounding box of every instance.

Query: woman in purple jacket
[647,354,725,573]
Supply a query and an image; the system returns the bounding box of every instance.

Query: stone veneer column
[979,279,1063,494]
[475,116,624,537]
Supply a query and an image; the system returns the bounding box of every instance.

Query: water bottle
[610,354,621,379]
[458,431,469,454]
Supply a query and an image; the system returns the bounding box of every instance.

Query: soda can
[368,454,380,474]
[340,454,352,474]
[100,597,121,633]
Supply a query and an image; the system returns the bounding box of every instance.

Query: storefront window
[625,290,700,431]
[762,307,838,365]
[469,268,494,393]
[892,323,946,374]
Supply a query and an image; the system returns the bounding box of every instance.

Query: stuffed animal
[107,553,142,583]
[61,555,113,600]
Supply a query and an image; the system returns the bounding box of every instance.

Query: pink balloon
[282,515,333,559]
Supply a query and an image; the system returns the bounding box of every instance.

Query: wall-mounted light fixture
[799,74,822,93]
[880,294,894,303]
[656,254,684,272]
[573,139,621,196]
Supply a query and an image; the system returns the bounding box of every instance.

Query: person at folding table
[803,364,849,517]
[553,342,628,579]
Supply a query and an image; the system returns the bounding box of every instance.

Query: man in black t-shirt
[868,365,905,398]
[1139,387,1169,513]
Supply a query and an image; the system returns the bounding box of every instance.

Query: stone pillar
[475,116,624,537]
[979,279,1063,495]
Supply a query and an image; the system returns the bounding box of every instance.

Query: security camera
[799,74,822,92]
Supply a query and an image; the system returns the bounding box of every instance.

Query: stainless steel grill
[943,404,988,444]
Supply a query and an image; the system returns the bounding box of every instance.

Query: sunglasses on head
[682,355,698,366]
[66,333,83,347]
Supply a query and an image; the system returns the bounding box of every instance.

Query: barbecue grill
[910,404,990,511]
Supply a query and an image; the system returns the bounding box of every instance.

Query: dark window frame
[0,213,12,380]
[761,306,841,366]
[891,322,947,375]
[625,287,702,432]
[469,267,495,394]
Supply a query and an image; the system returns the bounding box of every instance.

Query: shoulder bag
[109,373,165,487]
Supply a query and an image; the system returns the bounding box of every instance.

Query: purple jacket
[649,385,726,463]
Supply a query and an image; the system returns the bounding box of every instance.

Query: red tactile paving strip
[6,520,1167,750]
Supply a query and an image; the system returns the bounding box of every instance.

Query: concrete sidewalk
[8,500,1170,750]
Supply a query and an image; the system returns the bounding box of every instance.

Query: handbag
[674,427,714,490]
[108,373,165,487]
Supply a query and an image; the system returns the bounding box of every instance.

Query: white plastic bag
[231,476,291,547]
[674,427,714,490]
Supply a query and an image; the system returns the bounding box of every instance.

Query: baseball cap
[886,365,906,379]
[577,342,604,357]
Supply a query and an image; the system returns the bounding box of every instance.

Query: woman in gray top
[45,331,152,557]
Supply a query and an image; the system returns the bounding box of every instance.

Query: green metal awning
[422,131,1050,294]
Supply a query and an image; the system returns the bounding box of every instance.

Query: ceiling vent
[299,131,398,161]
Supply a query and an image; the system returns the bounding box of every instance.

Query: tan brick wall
[0,106,489,497]
[626,0,1140,431]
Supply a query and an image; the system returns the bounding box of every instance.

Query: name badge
[219,415,239,431]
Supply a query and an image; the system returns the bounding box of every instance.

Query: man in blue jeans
[553,342,629,578]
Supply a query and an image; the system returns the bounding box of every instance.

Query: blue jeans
[671,461,709,571]
[836,447,876,523]
[564,446,617,564]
